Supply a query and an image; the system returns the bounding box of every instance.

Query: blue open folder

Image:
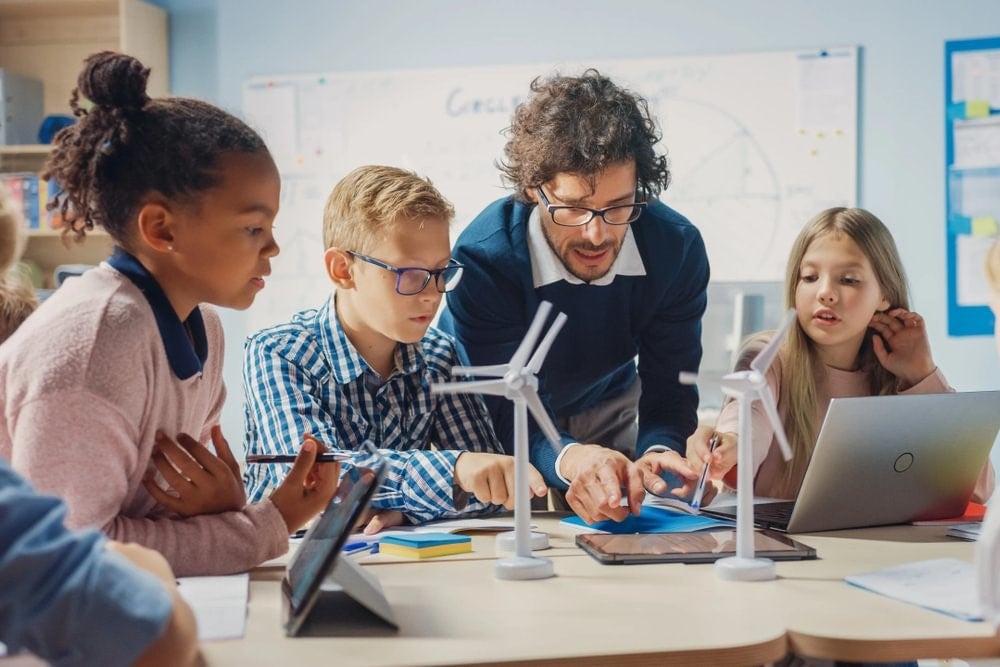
[561,505,734,534]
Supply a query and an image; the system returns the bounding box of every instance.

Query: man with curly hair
[440,70,710,524]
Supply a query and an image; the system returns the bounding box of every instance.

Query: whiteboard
[242,48,857,333]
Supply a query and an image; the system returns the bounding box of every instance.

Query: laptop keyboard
[707,501,796,529]
[752,502,796,527]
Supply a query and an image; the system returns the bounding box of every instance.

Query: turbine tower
[679,308,797,581]
[432,301,566,580]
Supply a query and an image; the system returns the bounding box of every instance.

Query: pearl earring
[167,245,174,251]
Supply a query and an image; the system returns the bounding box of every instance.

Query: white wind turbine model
[679,308,797,581]
[432,301,566,580]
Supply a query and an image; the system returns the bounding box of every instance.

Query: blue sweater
[440,196,709,488]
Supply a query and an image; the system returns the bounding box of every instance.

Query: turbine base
[714,556,777,581]
[495,530,550,552]
[495,556,555,580]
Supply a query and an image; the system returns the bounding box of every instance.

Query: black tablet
[282,443,387,636]
[576,530,816,565]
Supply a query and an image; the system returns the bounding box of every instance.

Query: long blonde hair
[771,207,910,497]
[986,240,1000,293]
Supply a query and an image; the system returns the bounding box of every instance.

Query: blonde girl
[688,207,994,501]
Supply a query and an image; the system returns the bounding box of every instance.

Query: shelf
[22,231,114,288]
[0,0,168,116]
[0,144,52,173]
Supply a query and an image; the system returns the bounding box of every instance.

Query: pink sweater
[0,262,288,576]
[716,334,996,502]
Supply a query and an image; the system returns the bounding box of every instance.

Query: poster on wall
[945,36,1000,336]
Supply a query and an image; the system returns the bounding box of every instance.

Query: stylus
[691,433,721,511]
[246,452,351,464]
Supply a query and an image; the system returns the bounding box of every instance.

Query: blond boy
[243,166,545,532]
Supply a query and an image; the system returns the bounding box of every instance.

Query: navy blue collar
[108,247,208,380]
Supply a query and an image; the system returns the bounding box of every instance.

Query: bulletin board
[945,36,1000,336]
[242,48,857,334]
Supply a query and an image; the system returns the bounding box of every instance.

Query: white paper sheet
[176,574,250,641]
[845,558,982,621]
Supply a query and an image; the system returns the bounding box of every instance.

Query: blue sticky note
[379,532,472,548]
[561,505,734,534]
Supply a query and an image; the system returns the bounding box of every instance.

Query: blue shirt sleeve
[0,460,172,667]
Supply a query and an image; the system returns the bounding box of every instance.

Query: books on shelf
[0,172,63,231]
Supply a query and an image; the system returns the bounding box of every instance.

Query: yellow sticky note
[966,100,990,118]
[971,215,998,237]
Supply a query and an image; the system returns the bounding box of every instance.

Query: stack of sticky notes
[378,533,472,559]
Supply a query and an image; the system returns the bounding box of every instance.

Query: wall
[152,0,1000,460]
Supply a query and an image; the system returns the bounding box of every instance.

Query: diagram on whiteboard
[243,48,857,331]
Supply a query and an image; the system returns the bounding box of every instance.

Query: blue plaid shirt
[242,296,504,523]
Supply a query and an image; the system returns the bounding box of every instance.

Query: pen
[691,433,721,511]
[246,452,351,464]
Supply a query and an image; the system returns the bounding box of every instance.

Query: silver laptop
[703,391,1000,533]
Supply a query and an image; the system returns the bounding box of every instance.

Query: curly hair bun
[78,51,150,112]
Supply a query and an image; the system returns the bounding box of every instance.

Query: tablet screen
[285,449,385,632]
[576,530,816,564]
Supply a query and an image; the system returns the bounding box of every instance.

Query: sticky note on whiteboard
[972,215,999,237]
[966,99,991,119]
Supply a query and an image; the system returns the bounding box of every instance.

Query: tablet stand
[288,557,398,637]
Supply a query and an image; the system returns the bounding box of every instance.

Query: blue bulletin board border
[945,36,1000,337]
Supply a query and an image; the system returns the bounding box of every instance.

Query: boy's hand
[869,308,936,389]
[453,452,547,509]
[143,428,247,517]
[269,435,340,534]
[361,509,406,535]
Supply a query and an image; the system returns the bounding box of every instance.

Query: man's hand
[454,452,547,509]
[560,445,644,524]
[635,449,703,499]
[143,427,247,517]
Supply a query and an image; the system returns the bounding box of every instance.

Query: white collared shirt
[526,206,646,288]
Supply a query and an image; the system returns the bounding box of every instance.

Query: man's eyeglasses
[347,251,464,296]
[536,186,647,227]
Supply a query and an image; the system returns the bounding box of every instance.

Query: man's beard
[542,228,622,283]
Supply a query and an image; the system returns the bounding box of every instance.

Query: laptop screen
[285,447,386,621]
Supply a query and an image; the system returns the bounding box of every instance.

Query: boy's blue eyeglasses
[347,251,465,296]
[536,186,647,227]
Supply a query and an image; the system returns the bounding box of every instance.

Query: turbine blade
[759,384,793,461]
[451,364,509,377]
[678,371,699,385]
[680,370,728,386]
[527,312,567,373]
[522,387,561,452]
[509,301,552,372]
[750,308,797,375]
[431,380,508,397]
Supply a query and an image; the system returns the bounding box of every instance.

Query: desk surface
[203,515,1000,667]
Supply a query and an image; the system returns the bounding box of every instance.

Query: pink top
[715,334,996,502]
[0,261,288,576]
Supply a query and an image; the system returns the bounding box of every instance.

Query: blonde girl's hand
[269,435,341,534]
[143,428,248,517]
[869,308,936,388]
[684,426,738,481]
